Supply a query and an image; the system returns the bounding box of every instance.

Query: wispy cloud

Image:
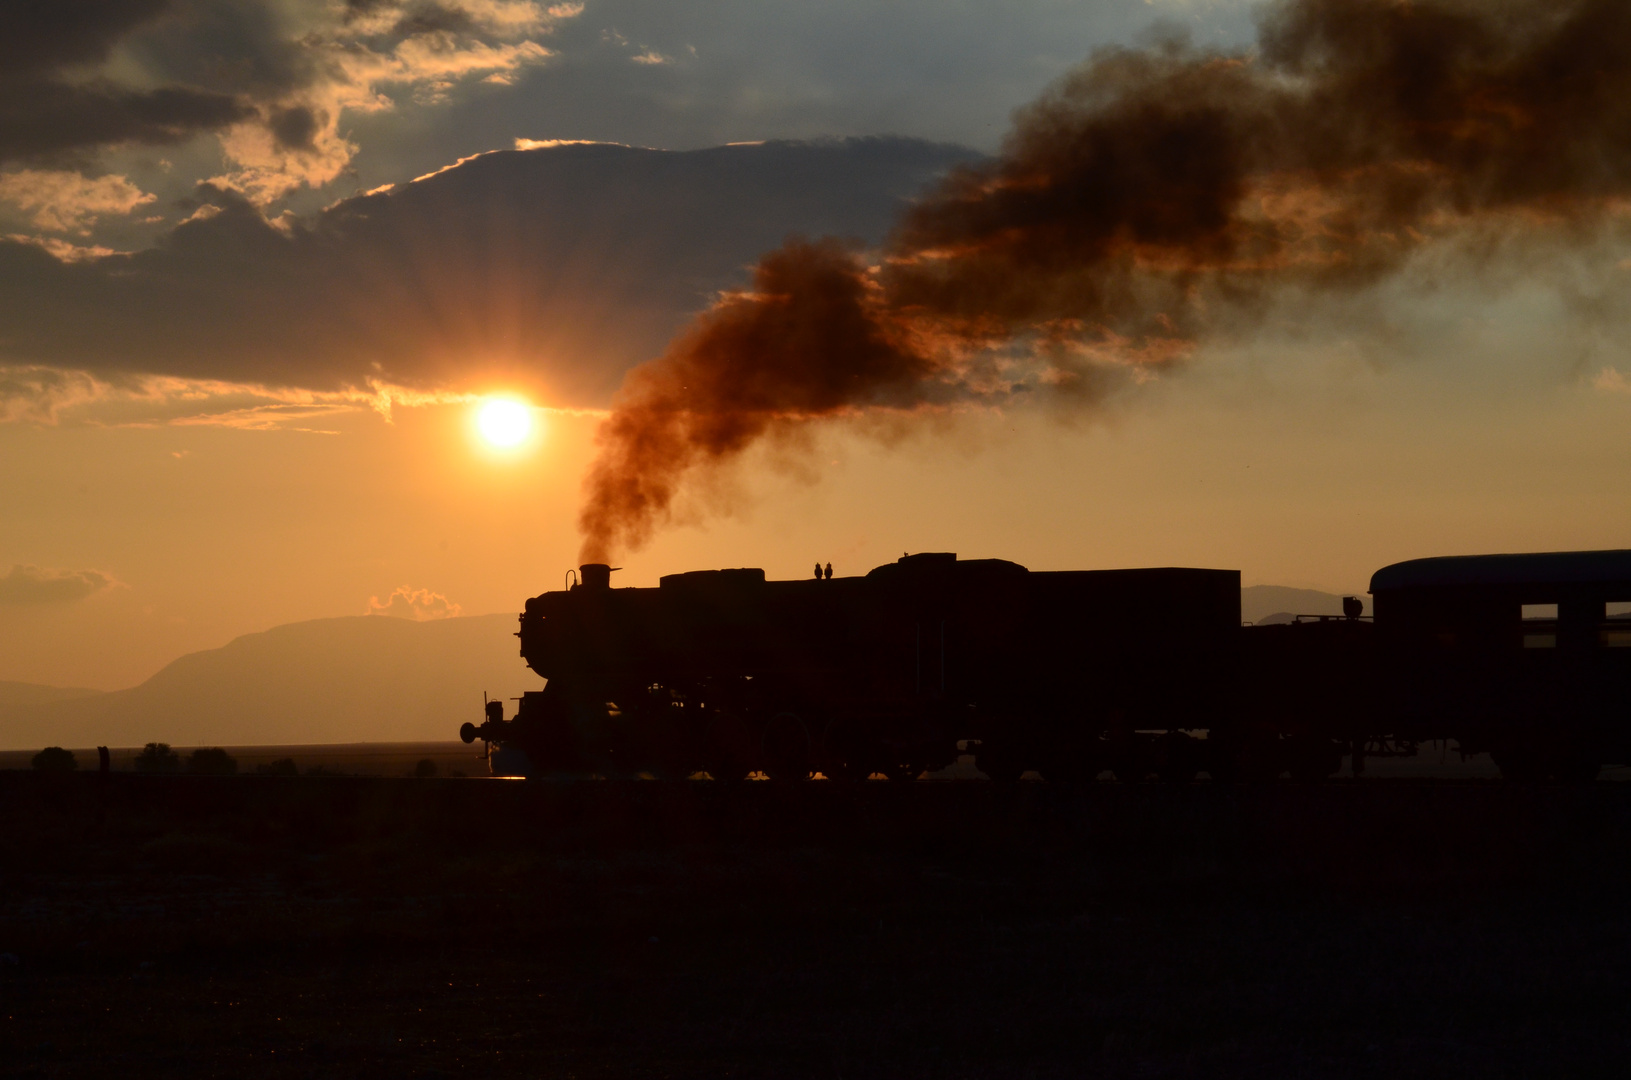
[0,364,607,430]
[0,171,155,233]
[0,564,121,605]
[2,234,120,263]
[207,2,577,205]
[367,586,462,620]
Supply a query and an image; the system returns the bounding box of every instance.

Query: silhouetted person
[824,562,833,580]
[814,562,823,579]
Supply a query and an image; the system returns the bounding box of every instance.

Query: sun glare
[477,398,533,448]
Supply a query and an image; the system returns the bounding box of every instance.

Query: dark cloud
[0,138,977,402]
[0,81,249,162]
[0,0,170,75]
[392,3,477,38]
[0,565,118,605]
[267,105,319,152]
[0,0,250,163]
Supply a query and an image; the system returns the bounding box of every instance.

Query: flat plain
[5,774,1631,1078]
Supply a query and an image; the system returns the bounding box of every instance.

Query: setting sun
[476,398,533,447]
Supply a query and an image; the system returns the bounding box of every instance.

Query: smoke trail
[580,0,1631,562]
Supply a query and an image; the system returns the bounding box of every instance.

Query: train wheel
[820,757,864,782]
[1288,738,1342,783]
[1208,745,1278,783]
[978,750,1025,782]
[1490,729,1547,782]
[1152,732,1199,783]
[1491,751,1544,782]
[1550,744,1603,783]
[703,711,757,781]
[761,712,812,782]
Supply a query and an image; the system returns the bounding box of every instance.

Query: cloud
[195,1,575,204]
[0,366,108,423]
[2,235,121,264]
[0,170,155,233]
[1593,367,1631,394]
[0,0,580,230]
[0,138,977,410]
[367,586,463,620]
[0,564,120,605]
[0,1,249,164]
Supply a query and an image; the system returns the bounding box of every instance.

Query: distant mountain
[1242,585,1369,625]
[0,615,541,751]
[0,681,104,712]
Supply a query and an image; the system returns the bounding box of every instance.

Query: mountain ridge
[1,613,541,751]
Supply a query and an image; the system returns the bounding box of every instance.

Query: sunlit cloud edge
[0,366,609,430]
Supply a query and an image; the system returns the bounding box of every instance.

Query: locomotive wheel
[1551,751,1603,783]
[1207,745,1279,783]
[1490,749,1544,782]
[761,712,812,782]
[1491,730,1550,782]
[1156,732,1201,783]
[978,750,1025,783]
[1288,737,1342,783]
[820,757,865,782]
[816,720,867,782]
[1546,736,1603,783]
[703,711,757,781]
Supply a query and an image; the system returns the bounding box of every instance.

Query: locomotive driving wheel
[702,710,757,781]
[761,711,813,781]
[976,745,1026,782]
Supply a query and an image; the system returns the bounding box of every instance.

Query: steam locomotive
[460,550,1631,782]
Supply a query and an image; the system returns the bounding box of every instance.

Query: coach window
[1521,603,1557,649]
[1602,601,1631,647]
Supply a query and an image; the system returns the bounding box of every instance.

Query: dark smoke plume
[579,0,1631,562]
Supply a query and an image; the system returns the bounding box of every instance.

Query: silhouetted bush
[32,746,77,772]
[414,758,438,779]
[187,747,237,775]
[133,742,181,773]
[255,757,299,776]
[304,765,343,777]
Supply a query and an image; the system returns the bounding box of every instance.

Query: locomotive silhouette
[461,550,1631,781]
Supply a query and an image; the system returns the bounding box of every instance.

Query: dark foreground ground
[4,775,1631,1078]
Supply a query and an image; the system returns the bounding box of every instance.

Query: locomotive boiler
[461,549,1631,781]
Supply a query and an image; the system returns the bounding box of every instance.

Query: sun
[476,398,533,448]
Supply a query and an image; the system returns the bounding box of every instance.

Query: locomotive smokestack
[580,563,614,590]
[578,0,1631,562]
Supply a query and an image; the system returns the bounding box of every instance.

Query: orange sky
[7,326,1631,691]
